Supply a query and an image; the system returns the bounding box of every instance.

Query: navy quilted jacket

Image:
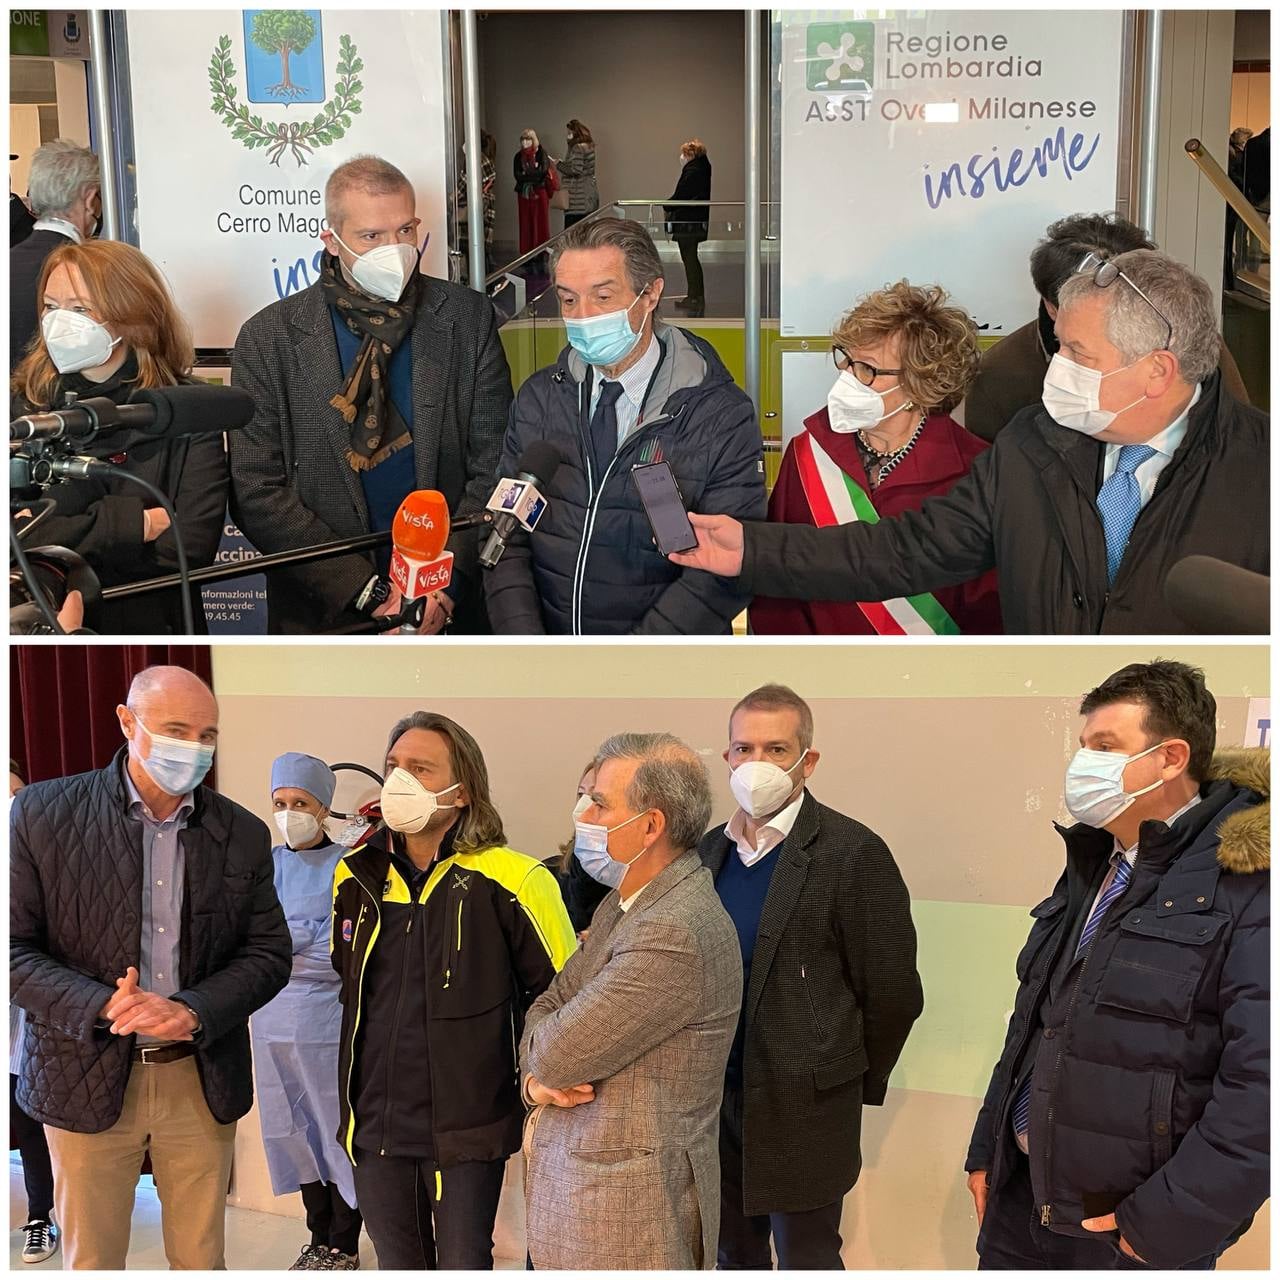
[485,323,766,635]
[966,750,1269,1268]
[9,749,291,1132]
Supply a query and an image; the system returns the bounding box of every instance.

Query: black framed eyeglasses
[1076,251,1174,353]
[832,347,902,386]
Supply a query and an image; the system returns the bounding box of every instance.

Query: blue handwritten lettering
[923,128,1102,208]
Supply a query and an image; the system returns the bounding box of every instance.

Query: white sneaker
[21,1220,58,1264]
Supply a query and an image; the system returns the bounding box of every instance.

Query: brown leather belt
[131,1043,195,1065]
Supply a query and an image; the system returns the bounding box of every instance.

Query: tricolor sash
[792,430,960,635]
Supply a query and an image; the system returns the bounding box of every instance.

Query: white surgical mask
[827,369,906,434]
[274,809,321,850]
[729,757,806,820]
[573,808,649,887]
[1041,352,1149,436]
[379,767,461,834]
[330,231,418,303]
[1063,741,1170,828]
[41,309,122,374]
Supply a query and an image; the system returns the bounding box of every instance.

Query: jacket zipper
[343,889,380,1164]
[1038,854,1141,1224]
[570,406,683,636]
[444,895,464,988]
[380,887,423,1155]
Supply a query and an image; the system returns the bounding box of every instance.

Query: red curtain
[10,645,215,784]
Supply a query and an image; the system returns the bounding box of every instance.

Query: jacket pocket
[801,965,826,1039]
[569,1146,657,1163]
[1014,895,1068,981]
[1095,912,1228,1022]
[813,1045,869,1091]
[1150,1068,1175,1167]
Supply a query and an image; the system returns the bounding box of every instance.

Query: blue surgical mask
[572,801,647,889]
[133,716,214,796]
[564,291,649,367]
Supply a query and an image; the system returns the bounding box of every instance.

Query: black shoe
[21,1220,58,1265]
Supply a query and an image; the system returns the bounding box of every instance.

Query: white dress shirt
[1100,382,1202,507]
[32,216,83,245]
[724,790,806,868]
[1088,792,1203,919]
[587,329,663,448]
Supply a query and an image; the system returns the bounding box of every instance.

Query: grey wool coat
[520,850,742,1270]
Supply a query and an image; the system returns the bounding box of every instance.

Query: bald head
[118,665,219,751]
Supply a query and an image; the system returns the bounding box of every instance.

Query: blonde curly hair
[833,281,980,415]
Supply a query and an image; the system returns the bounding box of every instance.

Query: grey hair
[594,732,711,854]
[26,140,99,219]
[324,155,414,231]
[551,215,664,298]
[1057,248,1219,384]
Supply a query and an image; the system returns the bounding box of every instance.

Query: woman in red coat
[751,281,1002,634]
[514,127,551,257]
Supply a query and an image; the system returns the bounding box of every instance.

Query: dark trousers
[351,1148,505,1269]
[718,1087,844,1269]
[676,236,705,302]
[977,1150,1217,1270]
[299,1179,362,1255]
[10,1074,54,1222]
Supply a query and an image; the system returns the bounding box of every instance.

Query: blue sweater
[715,840,781,1089]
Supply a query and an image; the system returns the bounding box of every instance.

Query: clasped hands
[98,966,198,1041]
[525,1075,595,1109]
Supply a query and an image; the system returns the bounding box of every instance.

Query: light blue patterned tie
[1097,445,1157,585]
[1012,856,1133,1142]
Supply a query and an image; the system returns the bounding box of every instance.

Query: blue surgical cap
[270,752,336,807]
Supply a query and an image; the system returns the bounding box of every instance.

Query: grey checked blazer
[228,275,512,633]
[520,850,742,1270]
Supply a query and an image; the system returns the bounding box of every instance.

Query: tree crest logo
[208,11,364,168]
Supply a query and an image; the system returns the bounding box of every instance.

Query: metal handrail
[483,198,778,289]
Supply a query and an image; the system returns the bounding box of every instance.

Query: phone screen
[632,462,697,555]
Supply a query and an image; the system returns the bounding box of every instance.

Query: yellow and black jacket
[331,826,576,1167]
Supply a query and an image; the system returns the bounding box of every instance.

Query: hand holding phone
[632,461,698,556]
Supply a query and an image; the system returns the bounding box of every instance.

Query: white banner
[127,9,448,350]
[780,10,1126,337]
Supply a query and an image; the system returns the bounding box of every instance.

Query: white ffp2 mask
[379,767,460,834]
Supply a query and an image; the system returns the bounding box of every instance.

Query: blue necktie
[1097,445,1157,585]
[589,380,624,485]
[1012,856,1133,1143]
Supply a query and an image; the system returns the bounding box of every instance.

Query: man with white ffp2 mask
[697,684,923,1268]
[329,712,574,1269]
[966,660,1269,1269]
[672,249,1268,635]
[230,155,514,635]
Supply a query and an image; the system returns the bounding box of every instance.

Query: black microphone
[9,384,255,442]
[1163,555,1269,634]
[480,441,562,569]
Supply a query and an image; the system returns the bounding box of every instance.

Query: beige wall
[210,643,1269,1268]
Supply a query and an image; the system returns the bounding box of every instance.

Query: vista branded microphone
[9,383,255,442]
[1163,555,1269,635]
[389,490,454,628]
[480,441,562,569]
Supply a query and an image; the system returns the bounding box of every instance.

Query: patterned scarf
[320,252,422,472]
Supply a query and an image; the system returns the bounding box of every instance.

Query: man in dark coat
[698,684,923,1267]
[10,152,35,246]
[9,139,100,367]
[963,212,1248,442]
[673,250,1269,635]
[966,660,1269,1269]
[230,155,513,635]
[486,215,765,635]
[9,665,291,1269]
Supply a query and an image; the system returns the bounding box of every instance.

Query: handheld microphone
[388,491,454,627]
[480,441,562,569]
[1163,555,1269,634]
[9,383,255,442]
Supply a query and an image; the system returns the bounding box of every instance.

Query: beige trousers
[43,1056,236,1270]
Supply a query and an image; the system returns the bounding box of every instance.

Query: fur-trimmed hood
[1210,747,1269,874]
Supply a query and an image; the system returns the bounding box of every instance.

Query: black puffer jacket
[9,749,291,1132]
[966,750,1269,1268]
[486,324,766,634]
[741,372,1268,634]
